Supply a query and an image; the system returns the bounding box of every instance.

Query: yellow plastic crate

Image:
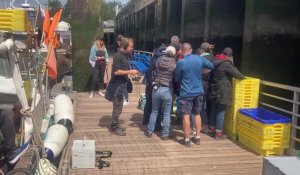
[233,77,260,88]
[224,130,238,140]
[222,77,260,140]
[238,113,291,139]
[232,78,259,103]
[239,127,290,149]
[239,134,285,156]
[0,9,29,32]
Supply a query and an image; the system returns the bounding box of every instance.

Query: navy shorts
[178,95,204,116]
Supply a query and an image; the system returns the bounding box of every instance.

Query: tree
[62,0,71,23]
[100,1,122,21]
[47,0,62,16]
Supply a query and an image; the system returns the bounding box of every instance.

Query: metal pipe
[291,92,299,148]
[261,80,300,92]
[0,39,14,53]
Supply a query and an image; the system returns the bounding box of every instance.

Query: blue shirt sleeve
[89,45,97,62]
[175,61,182,83]
[202,57,214,70]
[88,45,97,67]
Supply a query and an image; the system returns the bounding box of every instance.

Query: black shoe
[112,128,126,136]
[193,137,201,145]
[111,124,126,131]
[119,126,126,131]
[145,131,152,138]
[182,139,191,147]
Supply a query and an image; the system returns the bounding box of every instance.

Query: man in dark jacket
[208,47,245,139]
[105,38,139,136]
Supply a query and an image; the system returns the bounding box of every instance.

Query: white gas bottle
[44,124,69,160]
[54,94,74,133]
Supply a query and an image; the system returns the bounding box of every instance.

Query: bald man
[175,43,214,147]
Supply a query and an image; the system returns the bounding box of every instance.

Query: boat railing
[259,80,300,154]
[132,50,154,58]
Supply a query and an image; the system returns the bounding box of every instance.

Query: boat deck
[63,84,263,175]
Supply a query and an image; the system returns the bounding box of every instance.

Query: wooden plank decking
[64,82,263,175]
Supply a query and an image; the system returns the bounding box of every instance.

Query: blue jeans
[210,102,227,131]
[148,87,173,137]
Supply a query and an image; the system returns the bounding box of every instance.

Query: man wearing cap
[175,43,214,147]
[209,47,245,139]
[146,46,177,140]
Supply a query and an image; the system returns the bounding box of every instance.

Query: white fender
[54,94,74,133]
[44,124,69,160]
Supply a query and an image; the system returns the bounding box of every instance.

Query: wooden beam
[241,0,254,72]
[203,0,211,41]
[166,0,171,38]
[180,0,186,40]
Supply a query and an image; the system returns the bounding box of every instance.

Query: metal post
[180,0,186,40]
[291,92,300,149]
[2,59,9,77]
[144,7,148,50]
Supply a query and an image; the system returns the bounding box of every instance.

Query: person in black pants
[89,36,109,98]
[105,38,139,136]
[0,102,29,165]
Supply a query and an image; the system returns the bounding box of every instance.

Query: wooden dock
[63,82,263,175]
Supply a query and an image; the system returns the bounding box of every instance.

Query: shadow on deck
[63,83,263,175]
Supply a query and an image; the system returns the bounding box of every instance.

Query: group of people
[141,35,245,146]
[93,34,245,147]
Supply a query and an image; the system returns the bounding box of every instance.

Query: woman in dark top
[89,36,109,98]
[208,47,245,139]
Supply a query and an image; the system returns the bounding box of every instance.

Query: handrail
[260,80,300,93]
[260,80,300,154]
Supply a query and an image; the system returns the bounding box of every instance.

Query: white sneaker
[123,101,129,106]
[98,90,105,97]
[89,92,94,98]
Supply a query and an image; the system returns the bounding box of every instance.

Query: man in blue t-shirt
[175,43,214,147]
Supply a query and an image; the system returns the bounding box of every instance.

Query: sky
[105,0,128,4]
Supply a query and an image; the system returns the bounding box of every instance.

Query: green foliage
[47,0,62,16]
[101,1,122,21]
[72,0,103,92]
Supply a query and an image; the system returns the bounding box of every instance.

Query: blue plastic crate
[239,108,291,124]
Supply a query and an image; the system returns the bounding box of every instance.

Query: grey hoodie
[154,55,176,88]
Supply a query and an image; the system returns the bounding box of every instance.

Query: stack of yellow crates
[0,9,31,32]
[238,108,291,156]
[224,77,260,140]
